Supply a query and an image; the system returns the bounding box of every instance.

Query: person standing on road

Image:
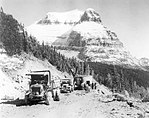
[91,83,94,89]
[95,83,97,89]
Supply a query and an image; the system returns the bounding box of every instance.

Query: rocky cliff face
[79,8,101,23]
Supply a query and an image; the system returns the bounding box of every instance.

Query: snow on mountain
[79,8,101,23]
[83,45,140,66]
[53,8,122,46]
[26,9,83,44]
[26,24,72,44]
[52,9,140,67]
[38,9,83,24]
[53,21,108,46]
[27,8,141,67]
[73,22,107,39]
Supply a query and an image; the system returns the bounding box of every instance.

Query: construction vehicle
[60,78,73,93]
[65,62,93,91]
[73,75,84,90]
[73,75,93,90]
[25,70,60,105]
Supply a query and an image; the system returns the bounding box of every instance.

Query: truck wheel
[25,95,30,105]
[45,93,50,105]
[71,88,73,92]
[45,98,50,105]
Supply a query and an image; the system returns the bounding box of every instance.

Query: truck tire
[45,98,50,105]
[25,95,30,105]
[45,92,51,105]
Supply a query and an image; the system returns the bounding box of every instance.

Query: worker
[91,83,94,89]
[95,83,97,89]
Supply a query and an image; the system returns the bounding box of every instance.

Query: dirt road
[1,90,149,118]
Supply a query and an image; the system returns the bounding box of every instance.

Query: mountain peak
[80,8,101,23]
[86,8,96,12]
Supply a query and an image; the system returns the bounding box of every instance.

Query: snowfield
[46,9,83,23]
[72,22,108,39]
[26,24,73,44]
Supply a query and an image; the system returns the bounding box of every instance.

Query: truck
[65,63,93,91]
[60,78,73,93]
[74,75,93,90]
[25,70,60,105]
[73,75,84,90]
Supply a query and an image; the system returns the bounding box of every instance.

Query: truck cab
[60,78,73,93]
[25,70,60,105]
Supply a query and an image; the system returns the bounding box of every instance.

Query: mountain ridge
[37,9,83,25]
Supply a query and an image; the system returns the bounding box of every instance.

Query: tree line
[89,62,149,98]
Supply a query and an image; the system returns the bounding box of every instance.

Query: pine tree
[120,69,125,91]
[107,73,112,88]
[112,65,119,91]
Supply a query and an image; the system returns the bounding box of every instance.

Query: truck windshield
[31,75,48,85]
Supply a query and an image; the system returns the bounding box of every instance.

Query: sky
[1,0,149,59]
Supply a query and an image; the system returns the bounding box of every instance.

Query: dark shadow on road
[0,99,27,106]
[0,99,49,107]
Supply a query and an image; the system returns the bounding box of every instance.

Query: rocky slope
[0,53,68,100]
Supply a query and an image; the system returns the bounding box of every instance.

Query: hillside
[1,52,149,118]
[0,53,67,100]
